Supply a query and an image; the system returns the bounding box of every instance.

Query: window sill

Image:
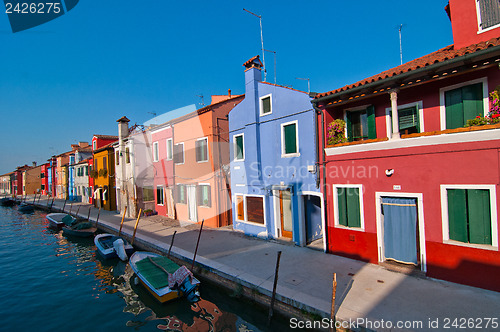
[196,160,209,163]
[281,152,300,158]
[326,137,388,148]
[401,123,500,139]
[477,23,500,34]
[443,239,498,251]
[334,224,365,232]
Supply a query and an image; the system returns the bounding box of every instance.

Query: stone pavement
[34,197,500,331]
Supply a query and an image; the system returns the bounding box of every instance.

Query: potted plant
[327,119,348,145]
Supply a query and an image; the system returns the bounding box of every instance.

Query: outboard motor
[113,239,128,261]
[179,277,200,303]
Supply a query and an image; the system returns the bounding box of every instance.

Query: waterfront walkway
[30,197,500,331]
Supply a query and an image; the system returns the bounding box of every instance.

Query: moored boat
[94,233,134,261]
[18,203,34,213]
[60,214,96,237]
[129,251,200,303]
[46,213,72,229]
[0,197,16,207]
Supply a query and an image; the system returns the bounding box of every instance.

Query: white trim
[325,127,500,156]
[156,185,164,206]
[375,192,427,272]
[375,192,426,271]
[439,77,489,131]
[332,184,365,231]
[385,100,424,137]
[152,141,159,162]
[300,191,327,252]
[174,142,184,165]
[236,194,267,227]
[166,138,173,161]
[259,93,273,116]
[233,133,245,161]
[280,120,300,158]
[440,184,498,249]
[476,0,500,33]
[196,137,209,163]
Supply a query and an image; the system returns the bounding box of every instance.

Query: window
[176,184,186,203]
[447,189,491,245]
[444,82,484,129]
[143,186,155,202]
[41,173,45,178]
[197,184,211,207]
[94,159,98,170]
[346,106,376,142]
[234,134,244,161]
[260,94,272,116]
[281,121,299,157]
[125,147,130,164]
[398,106,420,135]
[174,143,184,164]
[103,157,107,170]
[166,138,173,161]
[477,0,500,30]
[156,186,164,205]
[41,184,45,190]
[153,142,159,162]
[92,141,96,150]
[246,196,265,224]
[85,166,88,176]
[235,195,244,221]
[116,151,120,165]
[196,138,208,162]
[336,187,362,228]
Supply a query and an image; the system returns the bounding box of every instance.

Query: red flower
[492,114,500,118]
[476,116,481,118]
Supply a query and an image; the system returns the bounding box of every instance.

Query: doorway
[279,190,293,239]
[304,194,323,244]
[187,185,197,222]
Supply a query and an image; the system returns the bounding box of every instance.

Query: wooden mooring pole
[49,198,55,211]
[87,207,91,222]
[75,205,81,217]
[95,207,101,227]
[267,250,282,326]
[131,208,142,245]
[191,219,204,271]
[118,206,127,236]
[167,231,177,258]
[330,273,337,332]
[69,202,73,215]
[62,200,67,212]
[32,195,36,204]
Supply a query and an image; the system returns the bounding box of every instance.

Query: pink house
[151,123,175,218]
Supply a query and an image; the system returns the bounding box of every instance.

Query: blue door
[304,195,322,244]
[382,197,418,265]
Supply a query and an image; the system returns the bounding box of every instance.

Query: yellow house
[93,143,116,211]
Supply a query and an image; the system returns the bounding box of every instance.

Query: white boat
[129,251,200,303]
[94,233,134,261]
[46,213,73,229]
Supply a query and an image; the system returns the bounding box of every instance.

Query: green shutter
[447,189,468,243]
[467,189,491,245]
[235,135,244,160]
[337,188,348,226]
[462,83,484,123]
[445,88,465,129]
[284,124,297,154]
[346,188,361,228]
[399,106,419,131]
[367,105,377,139]
[345,112,353,142]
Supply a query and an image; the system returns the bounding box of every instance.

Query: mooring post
[118,206,127,236]
[330,273,337,332]
[47,197,50,206]
[69,202,73,215]
[167,231,177,258]
[191,219,205,272]
[62,200,67,212]
[95,207,101,227]
[37,194,41,203]
[49,198,55,211]
[87,207,91,222]
[131,208,142,245]
[75,205,81,217]
[32,195,36,205]
[267,250,282,326]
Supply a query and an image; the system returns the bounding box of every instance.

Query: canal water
[0,206,289,331]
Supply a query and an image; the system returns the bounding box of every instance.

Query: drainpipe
[311,97,329,253]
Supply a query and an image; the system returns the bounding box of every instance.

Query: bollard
[118,206,127,236]
[191,219,205,272]
[267,251,282,326]
[167,231,177,258]
[131,208,142,245]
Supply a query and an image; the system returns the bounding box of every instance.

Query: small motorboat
[94,233,134,261]
[129,251,200,303]
[0,197,16,207]
[61,215,96,237]
[17,203,34,213]
[47,213,72,229]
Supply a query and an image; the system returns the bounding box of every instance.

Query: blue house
[228,56,325,248]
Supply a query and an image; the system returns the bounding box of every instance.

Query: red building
[40,163,49,195]
[312,0,500,291]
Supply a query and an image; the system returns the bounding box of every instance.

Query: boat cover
[136,256,180,289]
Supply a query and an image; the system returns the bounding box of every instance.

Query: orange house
[172,94,244,227]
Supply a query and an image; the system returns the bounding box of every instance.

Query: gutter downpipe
[311,97,328,253]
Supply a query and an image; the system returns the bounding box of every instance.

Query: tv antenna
[295,77,310,94]
[244,8,266,82]
[398,24,405,65]
[147,111,157,117]
[197,94,205,107]
[263,49,276,84]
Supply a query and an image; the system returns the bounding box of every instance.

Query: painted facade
[173,94,243,228]
[68,143,92,201]
[91,135,118,208]
[228,57,323,246]
[0,173,13,195]
[23,164,42,195]
[93,143,117,211]
[40,163,49,195]
[312,0,500,291]
[74,159,91,203]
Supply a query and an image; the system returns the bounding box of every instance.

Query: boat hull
[62,226,97,237]
[94,233,134,259]
[46,213,69,229]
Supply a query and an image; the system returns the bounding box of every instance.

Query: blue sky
[0,0,452,174]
